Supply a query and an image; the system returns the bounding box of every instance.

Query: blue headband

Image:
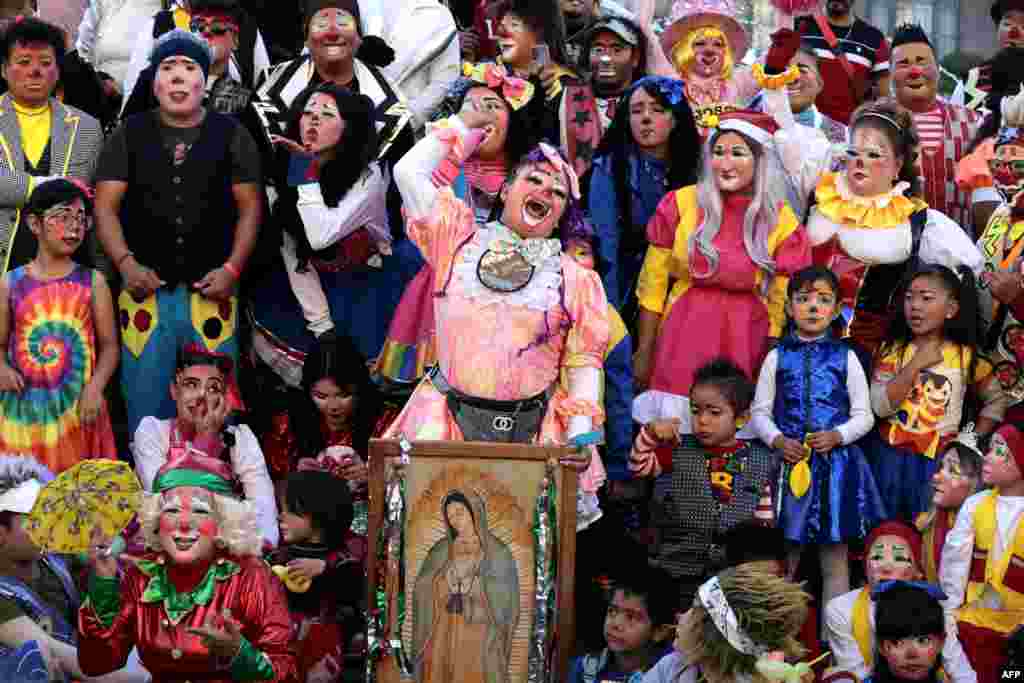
[871,580,948,602]
[627,76,686,108]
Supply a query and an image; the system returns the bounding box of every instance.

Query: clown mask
[866,535,920,587]
[300,92,346,155]
[459,86,510,160]
[991,143,1024,214]
[931,447,979,510]
[158,486,219,566]
[892,41,939,108]
[500,161,570,239]
[496,13,539,74]
[983,431,1023,488]
[171,363,227,432]
[686,28,728,80]
[308,8,360,66]
[153,56,205,118]
[1000,10,1024,49]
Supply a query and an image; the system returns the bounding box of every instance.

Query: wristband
[223,261,241,280]
[570,430,603,447]
[116,251,134,268]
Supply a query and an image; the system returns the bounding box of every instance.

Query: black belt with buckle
[428,366,552,443]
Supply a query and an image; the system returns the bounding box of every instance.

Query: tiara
[855,111,903,133]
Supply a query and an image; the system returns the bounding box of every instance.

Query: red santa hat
[714,111,781,147]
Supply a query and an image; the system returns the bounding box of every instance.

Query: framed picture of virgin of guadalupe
[365,439,579,683]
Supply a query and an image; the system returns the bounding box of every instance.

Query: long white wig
[690,128,792,288]
[138,489,262,558]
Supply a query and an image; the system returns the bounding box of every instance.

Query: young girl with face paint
[750,266,885,611]
[867,582,948,683]
[79,452,297,682]
[867,264,1006,522]
[941,422,1024,683]
[758,31,984,356]
[632,111,811,440]
[385,95,610,530]
[824,520,976,683]
[587,75,701,322]
[0,180,118,474]
[915,429,985,583]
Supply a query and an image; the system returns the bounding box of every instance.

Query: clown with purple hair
[382,100,611,529]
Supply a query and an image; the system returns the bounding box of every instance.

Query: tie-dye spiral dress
[0,265,116,473]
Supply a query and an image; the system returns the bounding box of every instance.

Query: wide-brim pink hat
[660,0,750,64]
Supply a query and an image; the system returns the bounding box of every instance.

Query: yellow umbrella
[25,459,142,554]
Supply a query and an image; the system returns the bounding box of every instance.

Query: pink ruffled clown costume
[382,121,609,528]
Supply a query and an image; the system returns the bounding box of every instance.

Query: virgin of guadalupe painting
[411,489,520,683]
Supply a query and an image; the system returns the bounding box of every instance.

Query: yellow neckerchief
[852,587,873,668]
[815,171,928,229]
[960,489,1024,632]
[11,99,51,167]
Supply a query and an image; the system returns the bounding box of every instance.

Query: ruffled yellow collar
[815,171,928,229]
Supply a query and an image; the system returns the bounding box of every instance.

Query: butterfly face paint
[983,431,1024,488]
[158,486,219,566]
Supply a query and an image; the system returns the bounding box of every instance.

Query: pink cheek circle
[159,515,176,534]
[198,518,218,538]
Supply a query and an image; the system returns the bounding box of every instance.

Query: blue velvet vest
[0,555,80,682]
[773,333,851,438]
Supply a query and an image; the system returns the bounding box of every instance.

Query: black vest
[119,111,238,286]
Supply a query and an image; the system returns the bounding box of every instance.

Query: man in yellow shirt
[0,16,103,273]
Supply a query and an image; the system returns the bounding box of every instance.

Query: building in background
[652,0,996,63]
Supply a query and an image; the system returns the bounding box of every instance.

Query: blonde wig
[671,26,734,80]
[138,489,262,558]
[675,564,809,683]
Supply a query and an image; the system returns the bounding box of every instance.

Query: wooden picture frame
[366,439,578,683]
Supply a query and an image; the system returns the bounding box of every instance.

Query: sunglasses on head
[189,19,236,36]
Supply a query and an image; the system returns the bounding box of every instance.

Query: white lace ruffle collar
[450,222,563,312]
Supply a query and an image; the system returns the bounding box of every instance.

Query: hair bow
[870,580,948,602]
[632,76,686,108]
[462,62,534,110]
[537,142,581,200]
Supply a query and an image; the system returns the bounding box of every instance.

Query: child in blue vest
[566,565,676,683]
[750,265,885,612]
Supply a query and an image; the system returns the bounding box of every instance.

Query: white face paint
[299,92,346,154]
